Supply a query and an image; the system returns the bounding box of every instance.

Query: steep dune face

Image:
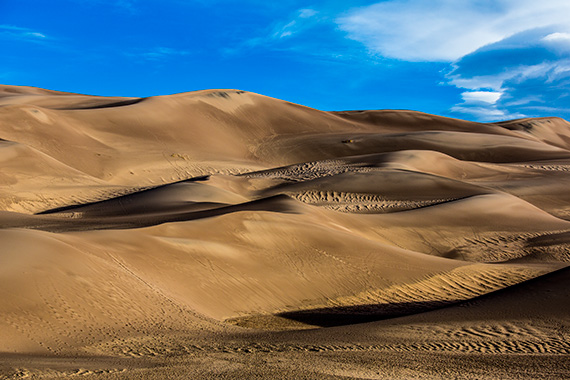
[0,85,569,374]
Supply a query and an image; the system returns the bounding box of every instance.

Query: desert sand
[0,85,568,379]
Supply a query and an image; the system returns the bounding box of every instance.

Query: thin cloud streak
[126,47,191,62]
[223,8,320,55]
[0,25,49,42]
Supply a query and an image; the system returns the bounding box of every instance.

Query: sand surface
[0,85,569,379]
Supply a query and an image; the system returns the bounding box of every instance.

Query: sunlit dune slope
[0,84,569,357]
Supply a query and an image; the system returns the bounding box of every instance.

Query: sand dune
[0,85,569,379]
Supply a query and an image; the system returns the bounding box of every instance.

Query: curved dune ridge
[0,85,569,379]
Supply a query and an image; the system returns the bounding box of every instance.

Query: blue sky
[1,0,569,121]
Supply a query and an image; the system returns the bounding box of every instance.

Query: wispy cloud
[298,8,317,19]
[266,8,320,41]
[67,0,138,14]
[127,47,190,61]
[115,0,137,12]
[272,9,320,39]
[0,25,49,42]
[225,8,320,54]
[337,0,570,120]
[221,6,377,66]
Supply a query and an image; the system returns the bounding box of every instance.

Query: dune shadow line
[276,301,450,327]
[277,267,570,328]
[36,175,211,215]
[56,98,145,110]
[21,194,297,232]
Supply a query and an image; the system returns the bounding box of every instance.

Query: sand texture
[0,85,569,379]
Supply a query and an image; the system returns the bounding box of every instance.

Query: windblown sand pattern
[0,85,569,379]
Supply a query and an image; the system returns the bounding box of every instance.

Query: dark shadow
[276,301,450,327]
[526,230,570,247]
[18,194,296,232]
[56,98,145,110]
[276,266,570,328]
[36,176,210,215]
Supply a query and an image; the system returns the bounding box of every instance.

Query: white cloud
[334,1,570,121]
[337,0,570,62]
[461,91,502,104]
[543,32,570,42]
[448,61,563,91]
[453,91,515,121]
[541,32,570,53]
[449,104,524,122]
[448,54,570,120]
